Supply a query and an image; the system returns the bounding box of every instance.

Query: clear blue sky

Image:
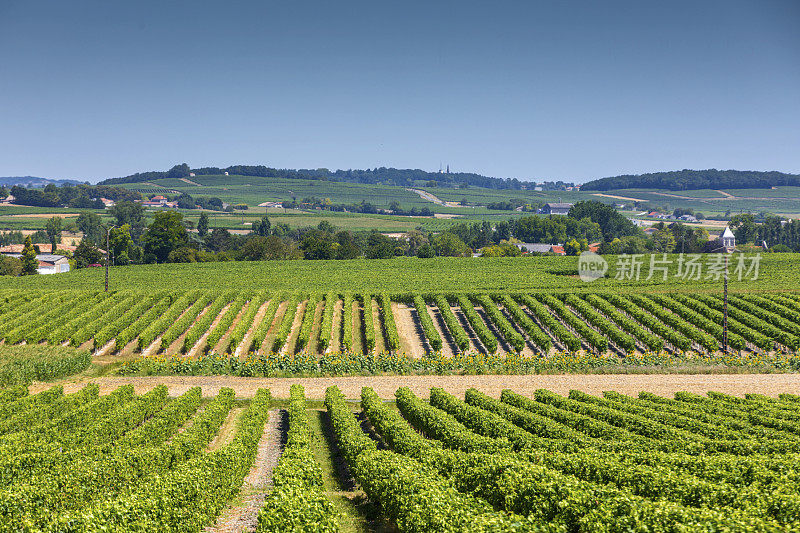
[1,0,798,183]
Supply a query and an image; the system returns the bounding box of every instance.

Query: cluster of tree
[581,169,800,192]
[0,237,39,276]
[0,230,25,246]
[671,208,705,220]
[486,199,541,211]
[567,201,641,241]
[729,214,800,251]
[100,163,529,190]
[539,181,576,191]
[9,183,141,208]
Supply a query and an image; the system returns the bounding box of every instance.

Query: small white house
[719,226,736,252]
[2,253,70,274]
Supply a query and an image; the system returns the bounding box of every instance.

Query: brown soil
[351,300,364,354]
[32,374,800,400]
[235,301,271,358]
[427,304,455,356]
[307,300,325,355]
[212,301,250,354]
[371,298,384,354]
[329,299,343,353]
[204,409,284,533]
[208,407,244,451]
[283,300,306,355]
[392,302,425,358]
[260,300,289,354]
[452,306,484,354]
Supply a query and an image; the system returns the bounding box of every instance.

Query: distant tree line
[729,214,800,251]
[99,163,529,190]
[581,169,800,191]
[9,183,141,208]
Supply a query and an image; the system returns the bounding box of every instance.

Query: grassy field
[1,254,796,293]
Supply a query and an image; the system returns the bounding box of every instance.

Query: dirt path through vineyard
[32,373,800,400]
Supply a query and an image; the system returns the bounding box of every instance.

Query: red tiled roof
[551,245,566,255]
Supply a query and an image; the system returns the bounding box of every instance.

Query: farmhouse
[1,253,70,274]
[542,202,572,215]
[515,243,567,255]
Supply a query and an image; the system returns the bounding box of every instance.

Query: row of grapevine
[474,294,524,352]
[227,292,268,354]
[565,294,635,352]
[181,292,236,353]
[584,294,664,351]
[250,297,281,352]
[516,294,581,351]
[295,294,318,352]
[114,293,175,351]
[137,290,200,351]
[273,296,300,353]
[317,292,336,352]
[499,295,551,352]
[360,294,375,353]
[601,293,689,351]
[366,388,767,531]
[456,295,498,353]
[412,295,442,351]
[341,294,354,352]
[257,385,339,532]
[159,292,215,351]
[664,294,749,350]
[378,292,401,352]
[626,294,718,352]
[433,295,469,351]
[325,386,529,531]
[53,389,269,531]
[205,294,248,354]
[3,296,78,345]
[93,294,164,350]
[691,294,793,350]
[70,293,139,347]
[538,293,608,352]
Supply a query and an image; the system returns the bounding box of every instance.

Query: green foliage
[21,236,38,275]
[0,345,90,386]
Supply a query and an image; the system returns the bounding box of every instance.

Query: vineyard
[4,382,800,531]
[1,288,800,377]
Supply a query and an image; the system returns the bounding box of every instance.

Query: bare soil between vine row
[29,373,800,400]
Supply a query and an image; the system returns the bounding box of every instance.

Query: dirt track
[29,373,800,400]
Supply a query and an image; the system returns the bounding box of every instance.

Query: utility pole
[105,225,117,292]
[723,253,729,353]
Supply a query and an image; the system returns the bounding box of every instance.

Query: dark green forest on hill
[99,163,530,190]
[581,169,800,191]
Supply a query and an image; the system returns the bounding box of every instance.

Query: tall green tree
[197,212,209,237]
[568,201,640,241]
[140,211,190,263]
[20,236,38,275]
[109,201,146,240]
[44,216,62,251]
[729,213,758,245]
[108,224,133,265]
[76,211,104,245]
[73,240,103,268]
[254,215,271,237]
